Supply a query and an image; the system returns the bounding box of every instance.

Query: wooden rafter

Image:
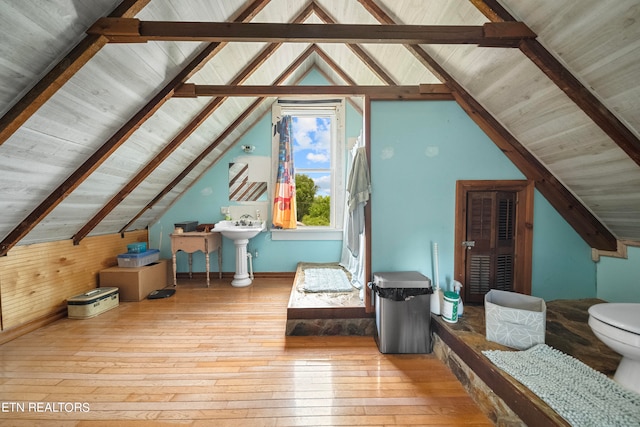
[302,46,364,114]
[119,45,319,233]
[357,0,617,251]
[0,0,271,257]
[1,0,624,253]
[73,2,314,244]
[0,0,151,147]
[310,3,397,85]
[471,0,640,167]
[88,18,535,47]
[172,84,453,100]
[312,46,357,86]
[120,40,372,233]
[82,1,405,240]
[73,42,278,244]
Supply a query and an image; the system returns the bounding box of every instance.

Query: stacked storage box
[100,259,169,301]
[117,248,160,268]
[126,242,147,253]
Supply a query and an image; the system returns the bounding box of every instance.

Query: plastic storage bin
[370,271,433,354]
[127,242,147,253]
[117,249,160,268]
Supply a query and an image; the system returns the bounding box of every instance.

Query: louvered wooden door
[464,191,516,303]
[455,180,534,303]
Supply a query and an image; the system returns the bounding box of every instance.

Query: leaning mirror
[229,162,267,201]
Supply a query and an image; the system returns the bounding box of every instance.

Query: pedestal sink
[215,220,265,287]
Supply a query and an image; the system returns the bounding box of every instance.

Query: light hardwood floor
[0,278,492,426]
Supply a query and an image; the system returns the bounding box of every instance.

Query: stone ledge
[286,318,375,336]
[433,334,525,426]
[432,313,570,427]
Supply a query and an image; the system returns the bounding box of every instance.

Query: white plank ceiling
[0,0,639,251]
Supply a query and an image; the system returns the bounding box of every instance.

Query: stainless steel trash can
[371,271,432,354]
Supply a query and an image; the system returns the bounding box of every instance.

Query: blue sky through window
[292,116,332,196]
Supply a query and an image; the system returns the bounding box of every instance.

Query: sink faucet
[237,214,254,226]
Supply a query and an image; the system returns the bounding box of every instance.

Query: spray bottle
[453,280,464,316]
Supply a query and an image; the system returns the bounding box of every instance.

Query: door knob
[462,241,475,250]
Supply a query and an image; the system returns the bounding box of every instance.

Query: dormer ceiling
[0,0,639,255]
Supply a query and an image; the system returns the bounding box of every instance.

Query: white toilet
[588,303,640,394]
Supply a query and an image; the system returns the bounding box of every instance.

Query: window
[272,99,345,239]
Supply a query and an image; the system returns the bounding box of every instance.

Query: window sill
[271,228,343,241]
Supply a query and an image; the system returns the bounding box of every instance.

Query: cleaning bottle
[453,280,464,316]
[430,286,441,315]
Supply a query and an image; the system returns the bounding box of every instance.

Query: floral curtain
[272,115,297,229]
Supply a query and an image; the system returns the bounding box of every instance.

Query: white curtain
[340,133,370,292]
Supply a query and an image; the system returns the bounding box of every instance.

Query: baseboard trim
[175,271,296,280]
[0,307,67,345]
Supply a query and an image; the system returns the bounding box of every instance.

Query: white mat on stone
[302,268,353,293]
[483,344,640,427]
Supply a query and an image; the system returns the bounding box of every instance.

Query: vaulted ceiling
[1,0,639,256]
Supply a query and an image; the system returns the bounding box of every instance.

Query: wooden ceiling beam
[0,0,151,147]
[471,0,640,167]
[172,84,453,100]
[119,45,319,233]
[358,0,617,251]
[87,18,535,47]
[0,0,272,256]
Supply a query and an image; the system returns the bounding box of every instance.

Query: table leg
[188,253,193,279]
[217,248,222,279]
[172,252,177,287]
[205,251,210,288]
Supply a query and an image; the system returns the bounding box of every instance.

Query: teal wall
[149,70,363,274]
[530,192,596,300]
[369,100,596,301]
[597,246,640,303]
[149,78,619,302]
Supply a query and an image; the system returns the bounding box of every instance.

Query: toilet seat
[589,316,640,348]
[588,303,640,335]
[588,303,640,394]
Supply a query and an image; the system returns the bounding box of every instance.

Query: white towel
[346,147,370,257]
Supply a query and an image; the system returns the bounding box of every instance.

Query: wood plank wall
[0,230,148,334]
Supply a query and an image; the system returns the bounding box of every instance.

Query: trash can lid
[373,271,431,289]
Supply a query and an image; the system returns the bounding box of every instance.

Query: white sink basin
[215,220,265,241]
[214,219,265,287]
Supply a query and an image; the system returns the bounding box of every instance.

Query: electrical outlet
[254,250,259,258]
[220,206,229,215]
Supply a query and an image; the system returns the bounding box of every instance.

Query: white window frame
[270,99,345,241]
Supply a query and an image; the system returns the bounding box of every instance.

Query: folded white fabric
[302,268,353,293]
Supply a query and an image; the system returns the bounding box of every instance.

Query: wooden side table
[170,231,222,287]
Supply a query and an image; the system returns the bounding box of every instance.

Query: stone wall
[433,334,525,426]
